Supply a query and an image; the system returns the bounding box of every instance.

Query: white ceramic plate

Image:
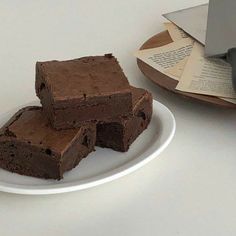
[0,100,175,195]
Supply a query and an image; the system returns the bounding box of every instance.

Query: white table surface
[1,0,236,235]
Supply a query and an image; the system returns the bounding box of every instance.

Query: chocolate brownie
[96,87,152,152]
[36,54,132,130]
[0,106,96,180]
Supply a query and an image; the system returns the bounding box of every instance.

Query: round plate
[0,100,175,195]
[137,31,236,108]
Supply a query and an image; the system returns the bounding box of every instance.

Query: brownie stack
[0,54,152,180]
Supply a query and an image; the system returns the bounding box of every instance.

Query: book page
[134,38,193,81]
[221,98,236,104]
[176,42,236,98]
[164,22,189,41]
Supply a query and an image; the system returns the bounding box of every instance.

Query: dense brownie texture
[96,87,153,152]
[36,54,132,130]
[0,107,96,180]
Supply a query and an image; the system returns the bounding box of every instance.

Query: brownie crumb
[45,149,52,155]
[40,83,45,91]
[137,110,146,120]
[82,135,89,148]
[5,128,16,138]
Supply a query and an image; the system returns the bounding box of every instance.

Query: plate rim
[0,100,176,195]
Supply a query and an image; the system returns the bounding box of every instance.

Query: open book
[134,22,236,104]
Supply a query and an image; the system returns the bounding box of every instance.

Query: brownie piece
[96,87,153,152]
[0,106,96,180]
[35,54,132,130]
